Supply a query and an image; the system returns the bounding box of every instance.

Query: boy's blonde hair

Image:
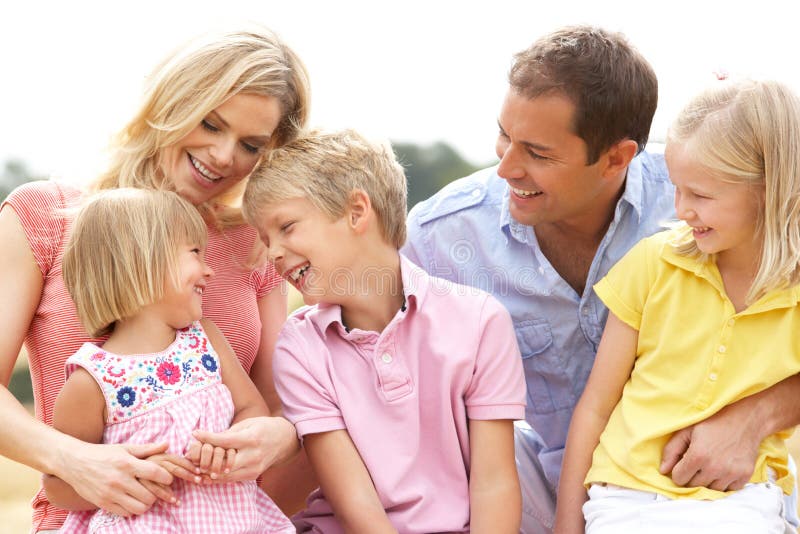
[62,188,207,337]
[243,129,408,248]
[92,26,310,228]
[668,79,800,303]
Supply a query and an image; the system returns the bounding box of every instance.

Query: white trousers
[584,482,795,534]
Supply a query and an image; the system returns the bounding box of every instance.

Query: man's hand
[660,403,760,491]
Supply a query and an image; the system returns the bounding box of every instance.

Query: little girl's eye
[191,247,201,254]
[280,222,294,233]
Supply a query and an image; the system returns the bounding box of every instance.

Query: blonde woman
[0,26,313,532]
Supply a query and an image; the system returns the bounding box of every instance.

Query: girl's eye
[201,119,219,133]
[191,247,201,254]
[280,222,294,233]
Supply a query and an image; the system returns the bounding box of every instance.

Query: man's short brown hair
[509,25,658,164]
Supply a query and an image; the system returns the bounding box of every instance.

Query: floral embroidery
[201,354,217,372]
[66,322,222,424]
[117,386,136,407]
[157,362,181,385]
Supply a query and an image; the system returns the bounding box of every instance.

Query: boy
[242,129,526,533]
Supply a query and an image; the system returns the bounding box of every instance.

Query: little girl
[555,79,800,533]
[44,188,294,533]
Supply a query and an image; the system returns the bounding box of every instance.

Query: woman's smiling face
[160,93,283,206]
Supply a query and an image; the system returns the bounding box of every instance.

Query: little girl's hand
[147,453,203,487]
[185,439,236,481]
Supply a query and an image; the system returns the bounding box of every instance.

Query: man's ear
[347,189,372,233]
[601,139,639,179]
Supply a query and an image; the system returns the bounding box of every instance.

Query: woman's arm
[304,429,397,534]
[0,206,172,516]
[554,313,638,534]
[251,286,319,514]
[468,419,520,533]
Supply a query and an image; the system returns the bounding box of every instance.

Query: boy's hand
[185,439,236,481]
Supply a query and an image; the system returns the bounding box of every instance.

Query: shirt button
[538,267,545,275]
[727,318,735,326]
[709,373,718,381]
[471,188,481,198]
[381,353,393,364]
[718,345,727,353]
[582,308,589,316]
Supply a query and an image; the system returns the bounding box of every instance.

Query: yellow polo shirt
[587,228,800,499]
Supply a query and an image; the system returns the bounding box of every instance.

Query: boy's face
[256,197,355,306]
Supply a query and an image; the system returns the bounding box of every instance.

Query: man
[404,25,800,532]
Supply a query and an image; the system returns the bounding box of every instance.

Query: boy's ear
[347,189,371,233]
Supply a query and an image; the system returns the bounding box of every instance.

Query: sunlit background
[3,1,800,531]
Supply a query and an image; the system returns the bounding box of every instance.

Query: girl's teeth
[190,155,222,181]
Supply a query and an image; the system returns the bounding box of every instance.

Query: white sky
[1,1,797,183]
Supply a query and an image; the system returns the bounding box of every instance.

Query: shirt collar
[310,253,427,339]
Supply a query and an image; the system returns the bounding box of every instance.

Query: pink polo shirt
[274,255,525,533]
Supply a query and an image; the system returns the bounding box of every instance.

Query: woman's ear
[347,189,372,233]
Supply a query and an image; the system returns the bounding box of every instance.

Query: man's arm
[661,374,800,490]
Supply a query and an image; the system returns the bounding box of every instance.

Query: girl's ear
[347,189,372,233]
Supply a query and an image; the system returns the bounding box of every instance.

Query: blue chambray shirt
[402,151,676,488]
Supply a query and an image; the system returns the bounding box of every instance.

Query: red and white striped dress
[2,181,283,531]
[59,322,294,533]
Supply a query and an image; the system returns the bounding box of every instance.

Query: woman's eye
[201,119,219,133]
[241,142,261,154]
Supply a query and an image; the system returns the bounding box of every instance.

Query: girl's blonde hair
[668,79,800,303]
[92,26,310,228]
[62,188,207,337]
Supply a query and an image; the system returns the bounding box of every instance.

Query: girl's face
[160,93,283,206]
[157,242,214,329]
[666,142,763,266]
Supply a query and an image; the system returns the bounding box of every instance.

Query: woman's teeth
[190,155,222,181]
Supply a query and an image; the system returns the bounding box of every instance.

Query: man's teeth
[190,155,222,181]
[194,286,203,295]
[289,265,310,282]
[512,187,542,198]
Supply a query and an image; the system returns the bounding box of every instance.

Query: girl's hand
[147,452,204,488]
[191,416,298,483]
[184,440,236,481]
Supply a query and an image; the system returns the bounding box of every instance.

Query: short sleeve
[2,180,78,277]
[593,235,658,330]
[464,295,526,421]
[254,260,283,299]
[272,322,345,438]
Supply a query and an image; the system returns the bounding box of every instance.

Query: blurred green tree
[392,141,489,210]
[1,159,43,202]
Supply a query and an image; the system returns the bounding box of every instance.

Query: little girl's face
[666,142,763,264]
[159,243,214,328]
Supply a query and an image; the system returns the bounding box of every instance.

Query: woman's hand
[54,440,174,516]
[190,416,299,483]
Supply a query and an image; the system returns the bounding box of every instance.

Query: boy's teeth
[290,264,310,282]
[190,155,222,181]
[512,187,542,197]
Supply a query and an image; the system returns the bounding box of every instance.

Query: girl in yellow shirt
[556,79,800,533]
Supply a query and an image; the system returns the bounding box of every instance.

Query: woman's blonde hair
[668,79,800,303]
[62,188,207,337]
[92,26,310,228]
